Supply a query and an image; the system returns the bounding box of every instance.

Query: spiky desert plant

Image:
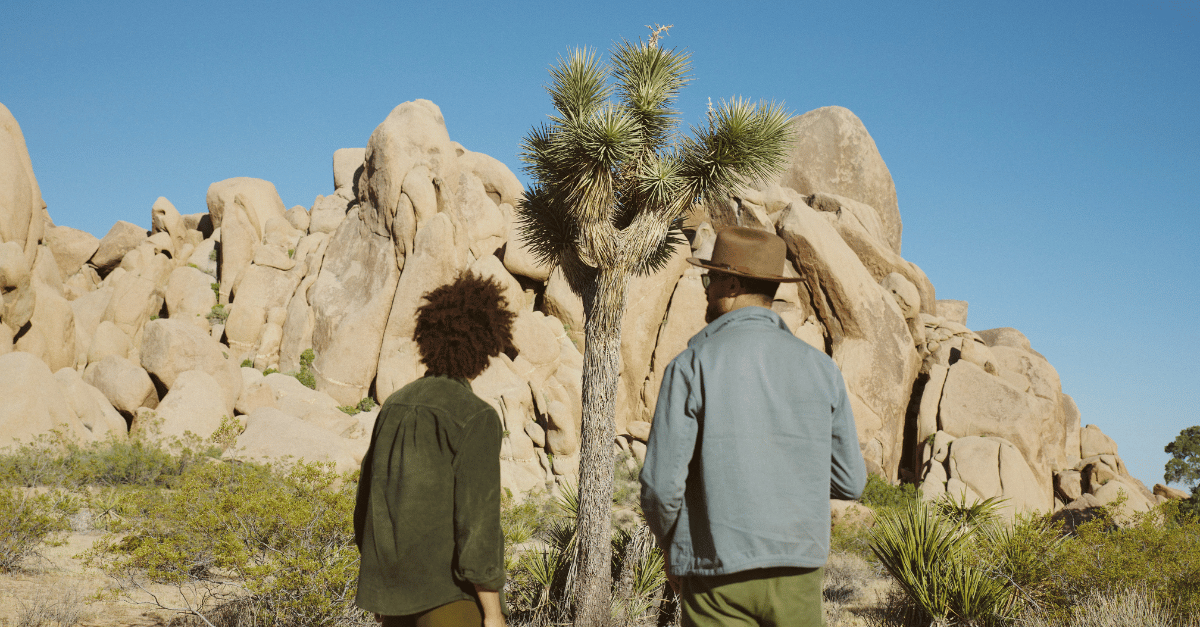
[517,27,792,626]
[870,499,1013,624]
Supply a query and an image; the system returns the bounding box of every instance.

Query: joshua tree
[517,26,792,626]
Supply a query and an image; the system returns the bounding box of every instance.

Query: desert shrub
[0,486,76,572]
[207,303,228,324]
[1038,502,1200,622]
[503,482,670,625]
[974,512,1067,616]
[1019,588,1196,627]
[83,460,368,627]
[0,433,216,489]
[860,473,920,511]
[291,348,317,389]
[337,397,377,416]
[830,508,877,564]
[869,498,1013,624]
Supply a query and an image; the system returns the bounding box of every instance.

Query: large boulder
[224,262,301,358]
[45,226,100,278]
[83,355,158,417]
[140,319,242,414]
[332,148,366,193]
[91,221,148,276]
[308,209,400,405]
[375,213,464,401]
[150,197,187,257]
[165,265,217,329]
[308,193,351,235]
[53,367,127,441]
[619,241,690,430]
[0,352,88,445]
[0,102,46,263]
[357,100,460,265]
[101,271,161,351]
[14,282,77,371]
[771,106,901,254]
[205,177,287,304]
[0,240,35,329]
[224,407,360,474]
[87,320,132,366]
[944,435,1051,518]
[1079,424,1118,458]
[807,192,934,313]
[777,201,920,478]
[135,370,228,444]
[646,267,708,413]
[473,356,538,464]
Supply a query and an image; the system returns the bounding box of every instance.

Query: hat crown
[704,227,790,280]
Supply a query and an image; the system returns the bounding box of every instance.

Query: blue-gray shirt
[640,306,867,577]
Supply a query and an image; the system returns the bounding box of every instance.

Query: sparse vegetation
[290,348,317,390]
[0,486,76,572]
[854,490,1200,626]
[82,460,368,627]
[337,397,377,416]
[207,303,228,325]
[13,588,88,627]
[860,473,921,511]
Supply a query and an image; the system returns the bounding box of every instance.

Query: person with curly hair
[355,272,516,627]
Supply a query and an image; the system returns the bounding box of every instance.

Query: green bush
[1041,502,1200,622]
[0,433,215,489]
[290,348,317,390]
[0,486,76,572]
[83,460,367,627]
[207,303,228,325]
[860,473,920,510]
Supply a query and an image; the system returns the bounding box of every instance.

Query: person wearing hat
[639,226,867,627]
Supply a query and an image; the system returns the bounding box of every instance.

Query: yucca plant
[518,25,792,626]
[935,491,1007,530]
[870,499,1014,624]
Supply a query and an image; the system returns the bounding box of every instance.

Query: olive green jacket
[354,374,506,616]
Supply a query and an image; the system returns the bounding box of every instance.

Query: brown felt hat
[686,226,803,283]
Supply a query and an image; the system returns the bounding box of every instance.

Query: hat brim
[686,257,805,282]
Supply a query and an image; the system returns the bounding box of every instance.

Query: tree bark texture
[572,266,630,627]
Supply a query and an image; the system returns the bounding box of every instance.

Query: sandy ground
[0,530,184,627]
[1,527,894,627]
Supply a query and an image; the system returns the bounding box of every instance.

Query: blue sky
[3,0,1197,489]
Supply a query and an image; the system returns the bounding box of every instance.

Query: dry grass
[823,551,894,627]
[1016,588,1200,627]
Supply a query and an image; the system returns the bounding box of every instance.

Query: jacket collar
[422,371,474,392]
[688,306,791,349]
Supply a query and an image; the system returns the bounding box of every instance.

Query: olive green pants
[680,566,825,627]
[380,599,482,627]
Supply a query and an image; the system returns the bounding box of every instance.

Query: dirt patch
[0,530,182,626]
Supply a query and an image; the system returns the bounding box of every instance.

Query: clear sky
[3,0,1197,490]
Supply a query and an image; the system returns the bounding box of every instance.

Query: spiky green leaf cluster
[517,37,793,278]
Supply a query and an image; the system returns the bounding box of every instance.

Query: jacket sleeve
[640,356,700,547]
[452,408,506,592]
[830,372,868,500]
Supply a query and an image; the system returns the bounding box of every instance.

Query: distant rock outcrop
[0,99,1160,512]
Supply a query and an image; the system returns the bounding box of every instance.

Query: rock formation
[0,99,1163,514]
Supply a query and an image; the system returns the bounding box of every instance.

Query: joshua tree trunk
[573,266,630,627]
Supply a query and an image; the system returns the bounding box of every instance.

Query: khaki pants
[380,599,482,627]
[680,566,825,627]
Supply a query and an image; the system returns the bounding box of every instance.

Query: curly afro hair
[413,271,516,380]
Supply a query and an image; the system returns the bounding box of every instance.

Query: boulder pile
[0,99,1173,514]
